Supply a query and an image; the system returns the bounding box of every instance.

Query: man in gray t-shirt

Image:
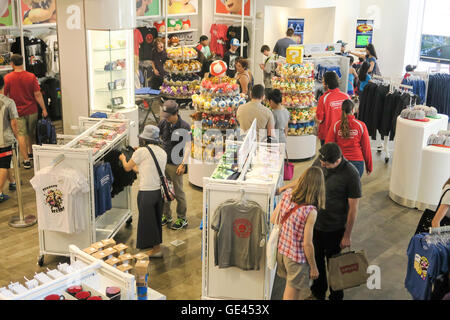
[0,75,19,202]
[212,199,267,271]
[273,28,297,58]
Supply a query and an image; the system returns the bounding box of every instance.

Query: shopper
[336,40,349,57]
[4,54,48,169]
[223,38,240,78]
[235,58,253,97]
[196,35,213,60]
[279,143,361,300]
[0,75,19,203]
[347,56,358,96]
[316,71,350,146]
[150,38,168,90]
[358,61,372,93]
[270,166,325,300]
[119,125,167,257]
[273,28,296,58]
[259,45,276,96]
[236,84,274,141]
[325,99,373,178]
[404,65,417,80]
[268,89,289,144]
[351,43,380,75]
[431,178,450,228]
[158,100,191,230]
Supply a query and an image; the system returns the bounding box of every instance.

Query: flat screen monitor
[420,34,450,64]
[288,18,304,44]
[355,19,374,48]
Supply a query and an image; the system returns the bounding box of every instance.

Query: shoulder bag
[415,188,450,235]
[328,248,370,291]
[284,150,294,181]
[267,202,303,270]
[146,146,175,202]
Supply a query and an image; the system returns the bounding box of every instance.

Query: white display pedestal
[416,146,450,211]
[389,115,448,208]
[188,160,218,188]
[286,135,317,160]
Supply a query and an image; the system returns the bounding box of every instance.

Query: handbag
[328,249,370,291]
[415,188,450,235]
[283,151,294,181]
[267,203,303,270]
[146,146,175,202]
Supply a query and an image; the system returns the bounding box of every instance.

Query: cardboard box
[117,264,133,274]
[102,247,117,259]
[92,251,109,260]
[113,244,128,256]
[135,260,149,286]
[92,241,106,251]
[101,239,116,249]
[82,247,98,255]
[105,257,121,267]
[133,253,149,262]
[119,253,133,265]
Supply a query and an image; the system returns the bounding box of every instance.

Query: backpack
[36,118,57,145]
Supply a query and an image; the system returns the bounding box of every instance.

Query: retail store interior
[0,0,449,301]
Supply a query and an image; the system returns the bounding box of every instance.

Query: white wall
[333,0,360,49]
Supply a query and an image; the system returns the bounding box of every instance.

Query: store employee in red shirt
[4,54,48,169]
[316,72,350,146]
[326,99,373,178]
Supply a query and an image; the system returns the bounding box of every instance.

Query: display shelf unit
[32,118,132,266]
[202,123,285,300]
[159,28,198,36]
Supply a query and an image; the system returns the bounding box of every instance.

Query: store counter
[389,115,449,208]
[416,145,450,211]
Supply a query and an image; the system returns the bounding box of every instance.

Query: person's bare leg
[26,135,32,156]
[8,168,15,184]
[17,135,29,162]
[0,169,8,194]
[283,284,300,300]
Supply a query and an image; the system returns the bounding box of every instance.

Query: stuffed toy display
[182,18,191,30]
[22,0,56,25]
[167,19,177,32]
[154,20,166,33]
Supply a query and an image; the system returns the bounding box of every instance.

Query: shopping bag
[146,146,175,202]
[328,250,369,291]
[283,151,294,181]
[415,189,450,235]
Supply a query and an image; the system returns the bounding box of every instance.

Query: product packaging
[119,253,133,266]
[133,253,150,262]
[102,247,117,259]
[92,241,106,251]
[105,257,121,268]
[117,264,133,274]
[135,260,149,286]
[113,243,128,256]
[82,246,98,255]
[92,250,109,261]
[101,239,117,249]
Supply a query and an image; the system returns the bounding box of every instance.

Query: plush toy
[154,20,166,33]
[169,35,180,47]
[175,19,183,31]
[210,60,227,77]
[22,0,56,25]
[182,18,191,30]
[167,19,177,32]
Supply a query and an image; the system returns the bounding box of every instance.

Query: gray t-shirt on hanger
[211,199,267,271]
[272,108,290,144]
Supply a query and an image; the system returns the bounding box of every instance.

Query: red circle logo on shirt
[233,219,252,238]
[146,34,154,44]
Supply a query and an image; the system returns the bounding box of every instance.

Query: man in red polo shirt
[316,72,350,145]
[4,54,48,169]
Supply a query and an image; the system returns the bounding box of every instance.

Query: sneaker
[0,194,10,203]
[162,215,172,226]
[170,218,188,230]
[28,153,33,160]
[23,161,31,169]
[9,183,16,191]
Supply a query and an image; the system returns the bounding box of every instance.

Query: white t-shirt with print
[30,167,89,234]
[132,145,167,191]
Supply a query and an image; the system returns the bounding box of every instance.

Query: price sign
[286,46,304,64]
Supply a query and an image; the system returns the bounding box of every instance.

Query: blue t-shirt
[348,73,355,93]
[405,234,449,300]
[359,74,371,92]
[94,162,114,217]
[366,56,378,75]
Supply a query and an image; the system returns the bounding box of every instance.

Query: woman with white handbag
[269,167,325,300]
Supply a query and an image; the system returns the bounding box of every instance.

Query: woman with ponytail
[325,99,372,177]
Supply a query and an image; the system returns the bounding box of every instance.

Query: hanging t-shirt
[30,166,89,234]
[103,149,137,197]
[134,29,144,57]
[12,37,48,78]
[211,199,267,271]
[405,234,449,300]
[210,24,228,58]
[42,34,59,76]
[94,162,114,218]
[138,27,158,61]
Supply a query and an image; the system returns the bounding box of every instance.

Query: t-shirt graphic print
[43,185,64,214]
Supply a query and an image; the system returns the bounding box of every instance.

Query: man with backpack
[4,54,48,169]
[0,75,19,203]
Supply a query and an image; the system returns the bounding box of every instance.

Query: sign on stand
[238,119,257,171]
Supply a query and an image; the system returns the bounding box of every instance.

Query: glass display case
[86,30,134,112]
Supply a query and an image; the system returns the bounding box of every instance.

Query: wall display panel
[355,19,374,48]
[0,0,13,26]
[215,0,251,17]
[288,18,304,44]
[21,0,57,25]
[167,0,198,16]
[136,0,161,17]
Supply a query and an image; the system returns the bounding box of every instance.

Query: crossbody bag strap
[145,146,164,182]
[436,188,450,210]
[279,203,304,225]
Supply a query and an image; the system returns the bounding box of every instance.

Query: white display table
[188,160,219,188]
[286,135,317,160]
[389,115,449,208]
[416,146,450,211]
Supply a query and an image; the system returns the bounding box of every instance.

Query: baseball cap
[318,143,342,164]
[160,100,179,119]
[406,65,417,72]
[139,125,160,142]
[337,40,348,47]
[231,38,240,47]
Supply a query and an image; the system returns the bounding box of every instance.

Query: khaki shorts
[17,113,38,137]
[277,252,311,293]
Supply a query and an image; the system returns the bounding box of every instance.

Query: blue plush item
[90,112,108,119]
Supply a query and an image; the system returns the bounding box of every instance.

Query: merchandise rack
[33,118,132,266]
[201,123,285,300]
